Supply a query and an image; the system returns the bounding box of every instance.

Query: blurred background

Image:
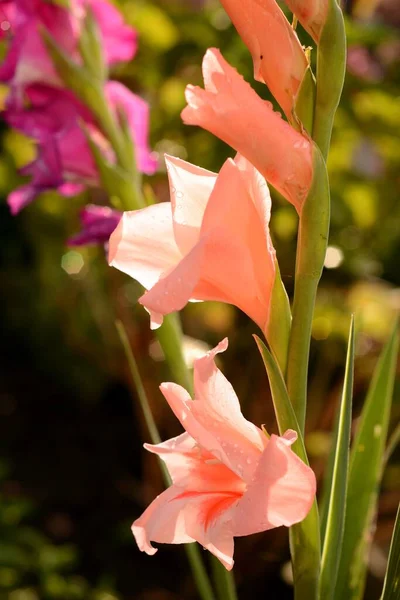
[0,0,399,598]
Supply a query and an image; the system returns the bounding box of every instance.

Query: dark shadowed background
[0,0,399,598]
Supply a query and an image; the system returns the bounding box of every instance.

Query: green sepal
[293,63,316,137]
[266,258,291,376]
[312,0,346,159]
[78,9,107,82]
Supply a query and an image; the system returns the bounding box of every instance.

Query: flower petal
[108,203,182,290]
[232,432,316,536]
[181,48,313,213]
[219,0,307,117]
[159,342,266,482]
[283,0,328,42]
[145,432,245,494]
[132,485,196,555]
[138,235,207,326]
[196,156,275,331]
[165,154,217,254]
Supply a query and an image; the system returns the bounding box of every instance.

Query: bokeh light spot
[324,246,344,269]
[61,251,84,276]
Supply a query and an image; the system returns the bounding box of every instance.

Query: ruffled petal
[182,48,313,213]
[159,342,266,483]
[132,485,196,554]
[145,432,245,494]
[232,431,316,536]
[219,0,307,117]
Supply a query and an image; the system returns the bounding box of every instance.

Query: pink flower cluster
[109,0,329,333]
[107,0,328,569]
[0,0,155,241]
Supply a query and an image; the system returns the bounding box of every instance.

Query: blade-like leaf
[335,320,399,600]
[381,503,400,600]
[255,336,321,600]
[319,317,355,600]
[319,390,340,542]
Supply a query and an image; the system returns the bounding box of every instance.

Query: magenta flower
[68,204,121,246]
[4,82,155,213]
[133,339,316,569]
[0,0,137,97]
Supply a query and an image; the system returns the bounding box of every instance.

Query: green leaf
[319,317,355,600]
[255,336,321,600]
[381,503,400,600]
[335,320,399,600]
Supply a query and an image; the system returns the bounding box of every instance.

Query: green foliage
[381,503,400,600]
[319,318,355,599]
[335,321,399,599]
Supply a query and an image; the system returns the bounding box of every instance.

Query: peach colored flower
[132,339,316,569]
[283,0,329,42]
[181,48,313,213]
[109,154,277,332]
[219,0,308,118]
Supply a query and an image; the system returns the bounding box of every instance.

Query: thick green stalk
[312,0,347,160]
[116,320,216,600]
[286,149,330,433]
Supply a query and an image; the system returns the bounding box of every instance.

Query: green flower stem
[211,557,238,600]
[312,0,347,160]
[115,320,216,600]
[155,312,193,395]
[286,149,330,433]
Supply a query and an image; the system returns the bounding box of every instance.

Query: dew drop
[246,458,252,465]
[176,191,184,199]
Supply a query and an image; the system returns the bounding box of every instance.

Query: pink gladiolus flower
[132,339,316,569]
[219,0,308,118]
[283,0,329,42]
[4,82,155,213]
[181,49,313,213]
[109,154,277,332]
[68,204,121,246]
[0,0,136,96]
